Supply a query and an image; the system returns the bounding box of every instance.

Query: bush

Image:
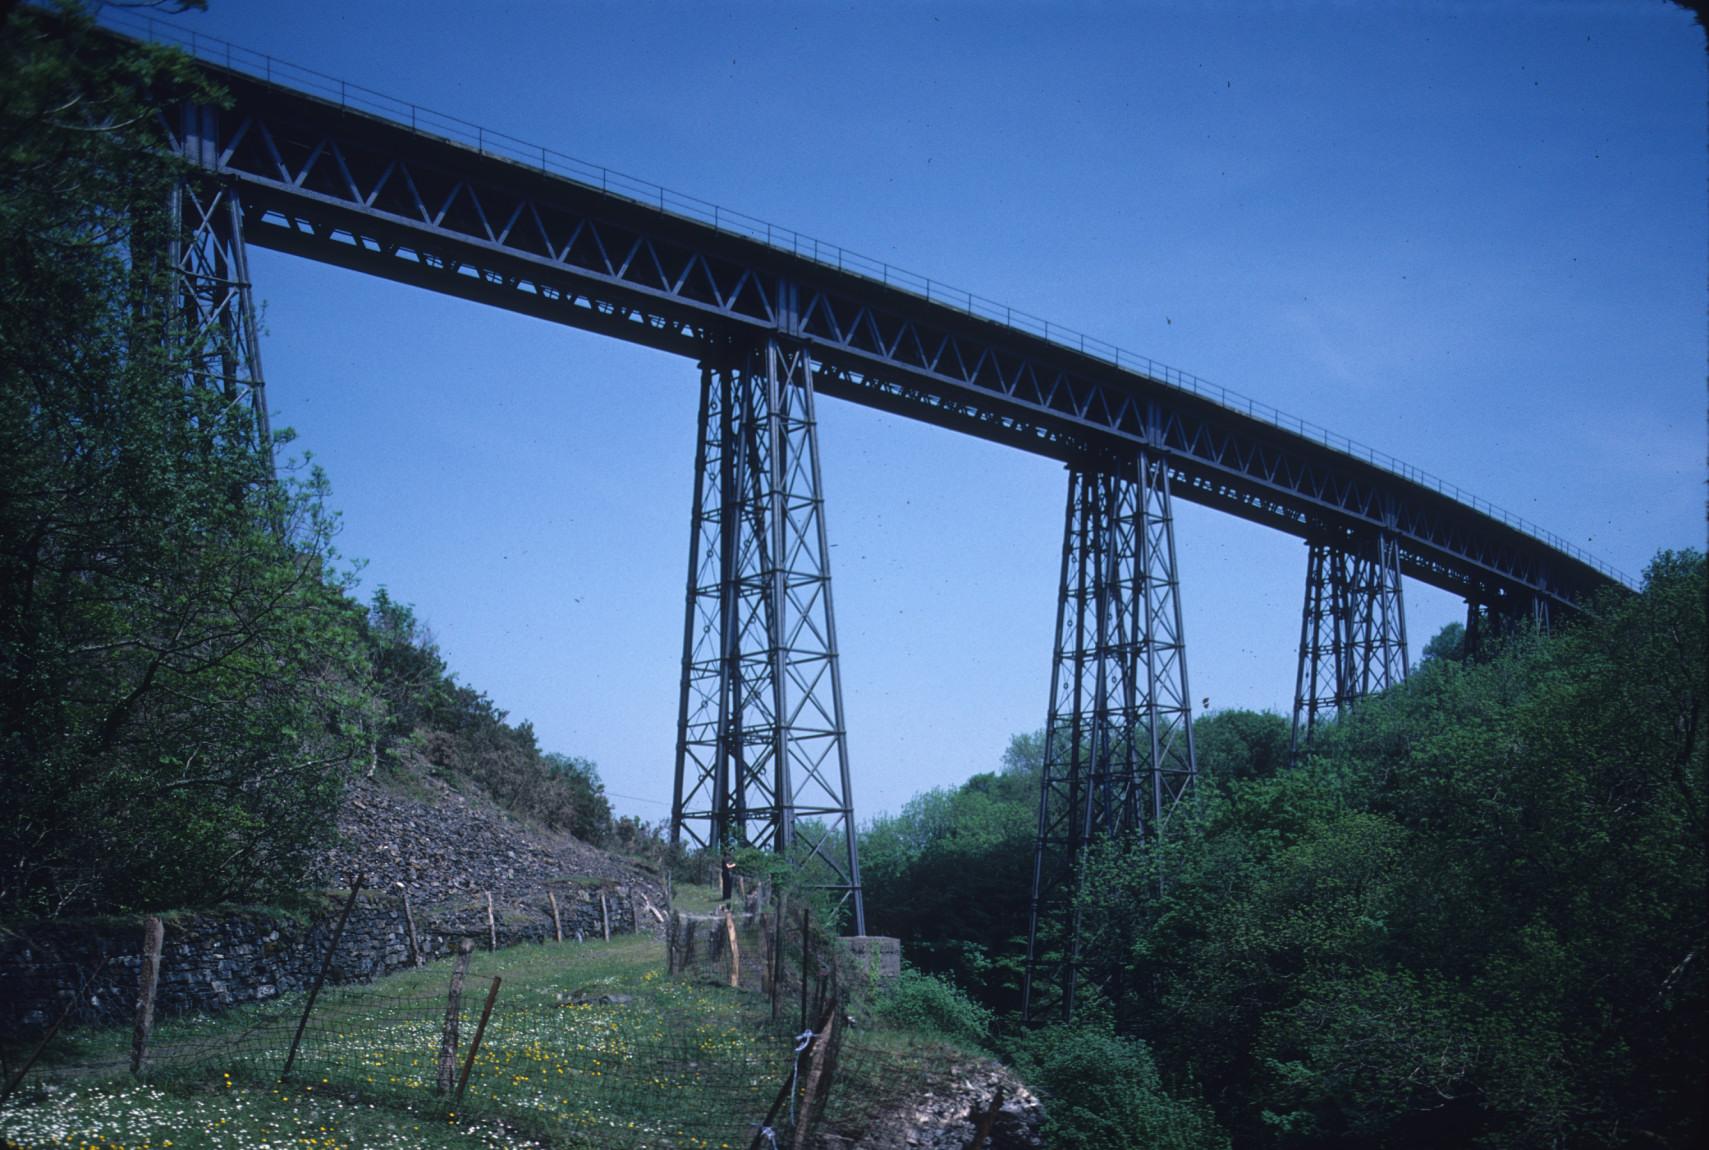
[867,965,993,1048]
[1010,1023,1229,1150]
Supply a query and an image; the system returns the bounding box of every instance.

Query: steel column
[172,104,274,480]
[1290,530,1409,758]
[671,337,866,933]
[1463,591,1549,661]
[1023,449,1197,1023]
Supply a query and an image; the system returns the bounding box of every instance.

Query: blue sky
[133,1,1705,821]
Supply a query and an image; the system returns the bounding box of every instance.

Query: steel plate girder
[163,67,1618,613]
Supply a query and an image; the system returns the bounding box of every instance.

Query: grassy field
[0,887,968,1149]
[0,916,860,1149]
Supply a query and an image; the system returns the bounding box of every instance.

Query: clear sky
[127,1,1705,822]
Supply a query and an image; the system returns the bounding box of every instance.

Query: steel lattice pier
[670,338,866,934]
[1023,450,1197,1023]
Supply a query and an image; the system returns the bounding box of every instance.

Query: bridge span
[118,17,1629,1020]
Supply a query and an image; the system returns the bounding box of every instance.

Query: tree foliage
[864,557,1702,1148]
[0,3,371,916]
[0,7,618,917]
[1075,553,1706,1148]
[859,732,1040,1012]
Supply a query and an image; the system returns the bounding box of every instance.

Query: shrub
[1011,1023,1228,1150]
[868,965,993,1048]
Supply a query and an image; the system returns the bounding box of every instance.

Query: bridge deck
[133,22,1626,612]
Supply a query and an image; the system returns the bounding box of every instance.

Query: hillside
[322,769,662,925]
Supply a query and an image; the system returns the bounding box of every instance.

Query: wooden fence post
[453,976,502,1110]
[799,907,810,1032]
[791,1008,837,1150]
[129,916,164,1075]
[744,1001,836,1150]
[282,874,363,1082]
[436,939,473,1095]
[724,905,741,989]
[967,1087,1007,1150]
[548,891,563,943]
[401,889,422,967]
[484,891,497,953]
[666,910,679,974]
[599,891,610,942]
[771,893,787,1022]
[758,908,772,996]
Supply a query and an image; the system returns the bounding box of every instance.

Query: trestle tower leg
[171,105,273,480]
[1290,530,1408,759]
[670,338,866,934]
[1463,592,1549,660]
[1022,451,1197,1023]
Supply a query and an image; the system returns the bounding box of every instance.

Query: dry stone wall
[1,774,664,1034]
[0,883,642,1033]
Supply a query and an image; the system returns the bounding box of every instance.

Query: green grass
[0,900,984,1149]
[0,935,794,1149]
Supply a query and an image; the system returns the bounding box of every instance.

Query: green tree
[1194,708,1290,784]
[0,3,370,915]
[1074,553,1706,1148]
[543,752,613,846]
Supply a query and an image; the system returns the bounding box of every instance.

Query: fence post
[791,1008,837,1150]
[800,907,810,1032]
[436,939,474,1095]
[548,890,563,943]
[745,1001,836,1150]
[453,976,502,1110]
[967,1087,1007,1150]
[485,891,497,953]
[401,889,422,967]
[666,910,679,974]
[771,893,787,1022]
[282,874,363,1082]
[129,916,165,1075]
[758,907,772,996]
[599,891,610,942]
[724,905,741,988]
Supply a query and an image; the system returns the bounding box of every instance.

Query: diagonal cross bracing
[671,338,866,933]
[1290,530,1409,758]
[1023,451,1197,1024]
[172,106,274,480]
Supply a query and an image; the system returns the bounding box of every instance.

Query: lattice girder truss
[1023,450,1197,1023]
[1290,529,1409,757]
[671,338,866,934]
[172,105,273,478]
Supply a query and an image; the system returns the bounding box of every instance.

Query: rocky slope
[820,1055,1044,1149]
[315,770,667,930]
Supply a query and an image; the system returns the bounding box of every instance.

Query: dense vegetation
[0,4,617,920]
[863,556,1706,1149]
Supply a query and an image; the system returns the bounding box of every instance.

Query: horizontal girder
[155,56,1626,613]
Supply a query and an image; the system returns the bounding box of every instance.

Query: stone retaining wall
[0,883,644,1032]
